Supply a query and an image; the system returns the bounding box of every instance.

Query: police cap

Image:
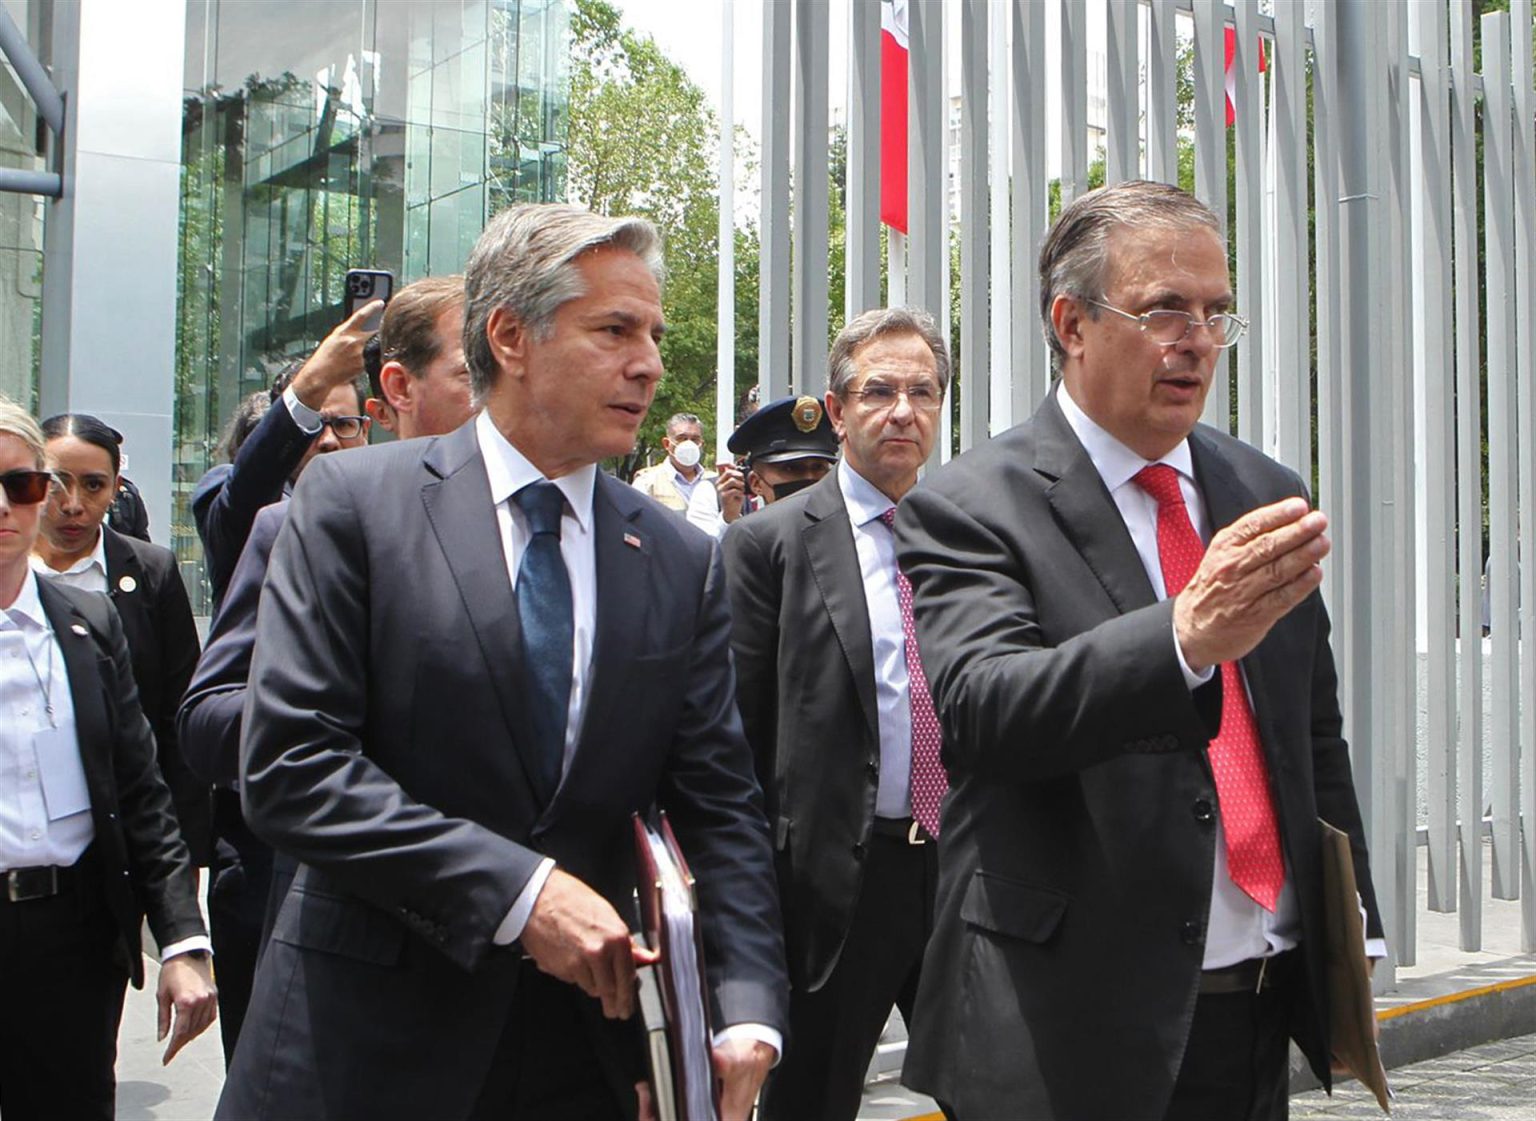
[727,395,839,465]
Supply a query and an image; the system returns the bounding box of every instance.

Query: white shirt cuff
[1364,937,1388,961]
[282,385,324,435]
[713,1023,783,1066]
[1173,619,1215,690]
[161,935,213,960]
[493,858,557,945]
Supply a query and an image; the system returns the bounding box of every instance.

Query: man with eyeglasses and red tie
[722,307,952,1120]
[892,181,1383,1121]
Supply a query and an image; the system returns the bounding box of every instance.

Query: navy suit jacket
[191,399,310,611]
[216,420,787,1120]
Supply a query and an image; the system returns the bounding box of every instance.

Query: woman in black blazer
[33,414,213,867]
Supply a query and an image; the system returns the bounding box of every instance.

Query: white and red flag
[880,0,909,232]
[1224,26,1269,127]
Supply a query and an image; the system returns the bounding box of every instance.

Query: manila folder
[1319,818,1390,1114]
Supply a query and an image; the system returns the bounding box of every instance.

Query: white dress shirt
[475,413,779,1055]
[30,530,109,595]
[1,572,211,960]
[1055,384,1389,968]
[837,463,914,818]
[283,385,325,434]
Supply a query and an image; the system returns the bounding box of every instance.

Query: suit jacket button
[1192,798,1215,824]
[1181,920,1203,946]
[865,761,878,778]
[852,842,867,860]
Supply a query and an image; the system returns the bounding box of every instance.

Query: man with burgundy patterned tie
[722,307,951,1120]
[892,181,1383,1121]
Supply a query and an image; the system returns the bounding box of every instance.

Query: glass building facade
[176,0,568,611]
[0,0,46,412]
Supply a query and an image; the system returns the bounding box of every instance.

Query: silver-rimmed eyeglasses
[846,381,945,414]
[1089,300,1248,349]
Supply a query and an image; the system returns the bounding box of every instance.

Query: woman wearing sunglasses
[32,414,212,871]
[0,399,215,1118]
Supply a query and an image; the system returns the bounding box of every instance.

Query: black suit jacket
[191,399,310,611]
[721,469,885,993]
[892,394,1382,1120]
[177,501,287,789]
[34,579,207,988]
[217,420,787,1121]
[101,527,211,864]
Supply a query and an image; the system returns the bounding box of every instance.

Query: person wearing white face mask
[630,411,715,514]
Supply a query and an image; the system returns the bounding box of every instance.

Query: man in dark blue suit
[179,277,469,1065]
[215,204,786,1120]
[190,301,378,613]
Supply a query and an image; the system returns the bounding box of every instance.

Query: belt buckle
[6,867,57,903]
[907,820,927,846]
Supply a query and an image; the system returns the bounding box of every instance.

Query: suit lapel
[801,475,879,737]
[1035,394,1159,614]
[418,426,540,796]
[102,529,147,635]
[564,474,649,780]
[35,582,113,810]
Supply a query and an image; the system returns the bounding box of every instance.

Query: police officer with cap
[686,395,839,538]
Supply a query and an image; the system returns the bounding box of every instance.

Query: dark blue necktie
[513,481,573,803]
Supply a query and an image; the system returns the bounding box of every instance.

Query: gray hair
[1038,180,1223,369]
[0,396,45,467]
[828,306,952,397]
[463,203,665,401]
[665,412,702,437]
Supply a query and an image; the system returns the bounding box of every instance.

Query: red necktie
[881,508,947,837]
[1132,465,1285,911]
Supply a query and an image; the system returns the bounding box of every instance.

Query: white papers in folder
[646,829,717,1121]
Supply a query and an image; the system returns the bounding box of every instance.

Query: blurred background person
[631,411,713,515]
[0,398,216,1119]
[190,299,378,611]
[32,414,211,872]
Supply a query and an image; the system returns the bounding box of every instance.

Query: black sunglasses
[0,469,53,505]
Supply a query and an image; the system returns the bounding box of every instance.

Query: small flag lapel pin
[623,532,642,549]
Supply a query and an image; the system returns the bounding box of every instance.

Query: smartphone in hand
[344,268,395,333]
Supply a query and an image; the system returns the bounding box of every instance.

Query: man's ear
[824,390,848,442]
[1050,294,1089,362]
[364,396,397,433]
[747,469,772,503]
[486,306,528,379]
[378,362,415,413]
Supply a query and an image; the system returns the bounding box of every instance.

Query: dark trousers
[759,825,938,1121]
[1164,955,1297,1121]
[0,852,128,1121]
[208,790,274,1068]
[468,964,633,1121]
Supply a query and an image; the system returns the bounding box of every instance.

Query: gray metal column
[759,0,792,401]
[38,0,186,543]
[1481,11,1519,904]
[1512,0,1536,954]
[1417,0,1458,919]
[1450,0,1483,951]
[987,0,1012,434]
[1234,0,1266,449]
[1272,0,1310,471]
[1011,0,1049,414]
[1104,0,1139,185]
[957,0,987,452]
[847,0,882,321]
[1146,0,1179,186]
[1060,0,1088,205]
[792,0,829,398]
[908,0,945,466]
[1192,0,1228,431]
[717,0,736,465]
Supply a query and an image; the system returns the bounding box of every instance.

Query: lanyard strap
[14,622,56,729]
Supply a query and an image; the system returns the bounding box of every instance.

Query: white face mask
[671,439,702,469]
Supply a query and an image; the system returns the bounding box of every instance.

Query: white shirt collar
[475,410,595,533]
[3,570,50,633]
[30,529,106,583]
[838,460,897,527]
[1055,380,1196,491]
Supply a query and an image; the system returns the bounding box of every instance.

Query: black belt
[871,816,933,845]
[2,861,79,903]
[1199,949,1295,995]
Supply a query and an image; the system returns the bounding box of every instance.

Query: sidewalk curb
[1290,973,1536,1094]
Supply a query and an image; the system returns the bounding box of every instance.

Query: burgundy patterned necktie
[1132,465,1285,911]
[880,508,947,837]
